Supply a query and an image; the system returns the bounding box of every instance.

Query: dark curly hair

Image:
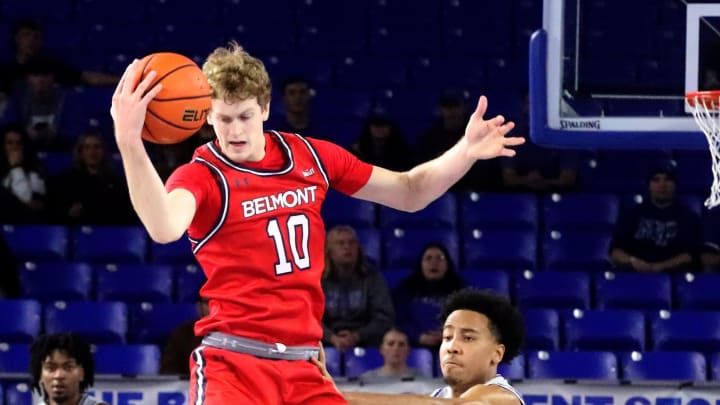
[440,288,525,364]
[29,333,96,398]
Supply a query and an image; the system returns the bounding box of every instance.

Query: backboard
[530,0,720,149]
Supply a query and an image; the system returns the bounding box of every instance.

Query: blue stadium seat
[709,352,720,381]
[459,192,538,231]
[369,23,441,57]
[312,89,374,121]
[2,225,68,262]
[621,351,707,381]
[368,0,439,27]
[0,300,41,343]
[94,344,160,375]
[96,264,174,303]
[0,344,30,373]
[651,310,720,353]
[379,194,457,230]
[498,354,525,380]
[155,24,226,56]
[3,382,32,405]
[541,193,619,231]
[409,56,486,90]
[128,302,199,345]
[335,57,409,90]
[297,21,367,56]
[295,0,366,25]
[372,89,440,125]
[527,351,618,380]
[323,346,342,377]
[523,309,560,351]
[541,230,612,271]
[145,0,218,23]
[149,237,196,265]
[381,269,412,291]
[35,151,72,177]
[1,0,74,21]
[175,265,207,302]
[674,273,720,310]
[84,23,156,54]
[345,347,382,379]
[460,270,510,297]
[20,262,93,302]
[45,301,127,344]
[564,310,646,352]
[515,271,590,310]
[355,228,382,267]
[594,272,672,310]
[674,151,713,195]
[407,348,434,378]
[322,191,376,229]
[221,0,294,25]
[75,0,147,22]
[265,55,334,89]
[462,228,536,270]
[72,226,147,264]
[383,228,459,269]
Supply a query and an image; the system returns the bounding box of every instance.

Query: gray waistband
[201,332,320,361]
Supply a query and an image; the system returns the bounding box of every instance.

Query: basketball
[138,52,212,144]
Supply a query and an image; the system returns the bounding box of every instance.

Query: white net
[687,92,720,209]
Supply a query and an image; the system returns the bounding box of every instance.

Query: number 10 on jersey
[266,214,311,275]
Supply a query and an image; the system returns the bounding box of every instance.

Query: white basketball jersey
[430,374,524,405]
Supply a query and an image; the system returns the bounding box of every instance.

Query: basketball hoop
[686,90,720,209]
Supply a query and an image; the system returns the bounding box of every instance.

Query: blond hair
[202,41,271,107]
[323,225,370,279]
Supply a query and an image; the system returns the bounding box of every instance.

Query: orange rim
[686,90,720,109]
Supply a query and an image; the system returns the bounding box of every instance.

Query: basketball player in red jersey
[110,42,523,405]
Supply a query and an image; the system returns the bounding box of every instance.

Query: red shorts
[188,345,348,405]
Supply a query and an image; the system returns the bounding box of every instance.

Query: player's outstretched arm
[352,96,523,212]
[110,59,195,243]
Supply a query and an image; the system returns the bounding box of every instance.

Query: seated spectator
[502,92,578,192]
[149,123,215,181]
[359,327,425,381]
[267,76,318,136]
[160,299,209,375]
[351,113,413,172]
[47,132,136,224]
[322,225,394,351]
[0,18,118,96]
[393,243,466,348]
[609,164,701,273]
[415,89,502,191]
[0,124,46,223]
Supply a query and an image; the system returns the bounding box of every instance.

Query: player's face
[40,350,85,405]
[380,330,411,367]
[208,97,269,163]
[440,310,504,395]
[421,246,449,281]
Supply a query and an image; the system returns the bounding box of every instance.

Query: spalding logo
[182,108,210,122]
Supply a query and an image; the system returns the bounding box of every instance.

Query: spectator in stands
[609,164,701,273]
[0,230,20,298]
[0,124,46,223]
[393,243,466,349]
[322,225,394,351]
[47,131,135,224]
[267,76,318,136]
[501,92,578,192]
[351,112,413,172]
[359,327,425,381]
[416,89,503,191]
[0,18,118,96]
[700,207,720,272]
[160,298,210,375]
[149,123,214,181]
[30,332,108,405]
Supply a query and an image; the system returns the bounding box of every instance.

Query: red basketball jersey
[166,131,372,346]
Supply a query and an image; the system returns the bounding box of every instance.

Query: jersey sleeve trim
[190,157,230,254]
[292,133,330,188]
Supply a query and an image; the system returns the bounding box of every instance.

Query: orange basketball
[138,52,212,144]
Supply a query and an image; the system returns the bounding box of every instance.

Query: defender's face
[207,97,269,163]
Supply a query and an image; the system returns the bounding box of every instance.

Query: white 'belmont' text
[242,186,318,218]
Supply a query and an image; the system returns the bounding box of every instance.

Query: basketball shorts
[188,345,348,405]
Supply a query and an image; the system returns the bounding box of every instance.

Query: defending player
[110,42,523,404]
